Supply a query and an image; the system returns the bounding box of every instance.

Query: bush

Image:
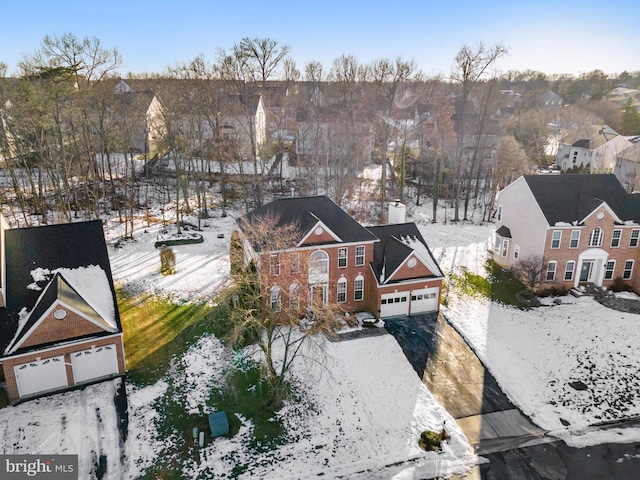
[418,430,442,452]
[160,247,176,275]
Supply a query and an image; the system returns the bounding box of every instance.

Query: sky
[1,0,639,79]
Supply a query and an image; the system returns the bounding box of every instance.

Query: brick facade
[20,306,106,349]
[540,206,640,292]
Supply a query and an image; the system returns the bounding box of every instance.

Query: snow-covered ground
[3,164,640,479]
[0,186,479,479]
[416,215,640,449]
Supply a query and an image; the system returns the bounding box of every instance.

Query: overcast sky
[1,0,639,78]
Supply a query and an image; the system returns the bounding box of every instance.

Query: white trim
[297,220,343,246]
[3,332,124,362]
[579,202,623,225]
[8,298,117,354]
[383,253,437,285]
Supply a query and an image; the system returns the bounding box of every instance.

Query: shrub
[160,247,176,276]
[418,430,442,452]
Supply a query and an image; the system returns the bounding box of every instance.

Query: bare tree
[512,255,543,293]
[369,56,417,205]
[450,42,508,221]
[222,214,348,408]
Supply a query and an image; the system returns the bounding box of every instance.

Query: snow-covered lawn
[419,219,640,448]
[126,333,477,479]
[3,180,640,479]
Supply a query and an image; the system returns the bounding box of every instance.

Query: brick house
[236,196,443,319]
[493,174,640,293]
[0,217,125,403]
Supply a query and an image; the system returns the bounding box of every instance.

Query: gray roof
[367,223,443,284]
[239,196,378,249]
[0,220,121,357]
[523,174,640,225]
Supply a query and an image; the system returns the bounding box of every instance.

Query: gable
[385,253,437,283]
[19,302,109,349]
[0,220,121,357]
[298,220,342,246]
[5,273,117,355]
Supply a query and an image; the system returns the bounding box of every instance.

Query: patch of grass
[448,260,529,308]
[118,288,215,384]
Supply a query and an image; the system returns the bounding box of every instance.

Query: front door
[580,261,594,282]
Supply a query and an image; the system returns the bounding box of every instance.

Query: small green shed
[208,411,230,438]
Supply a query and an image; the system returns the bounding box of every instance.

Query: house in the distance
[0,217,126,403]
[236,196,443,319]
[493,174,640,293]
[555,125,632,173]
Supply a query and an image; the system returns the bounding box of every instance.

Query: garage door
[14,356,67,398]
[71,345,119,384]
[410,287,439,314]
[380,292,409,318]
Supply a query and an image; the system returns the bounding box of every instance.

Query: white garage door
[380,292,409,318]
[71,345,119,384]
[14,356,67,398]
[410,287,439,314]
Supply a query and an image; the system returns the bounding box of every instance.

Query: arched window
[337,277,347,303]
[589,227,603,247]
[270,286,281,312]
[309,250,329,305]
[354,274,364,301]
[289,283,299,310]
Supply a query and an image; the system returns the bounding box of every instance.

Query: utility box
[208,411,230,438]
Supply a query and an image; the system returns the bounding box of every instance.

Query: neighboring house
[236,196,443,319]
[493,174,640,293]
[614,142,640,192]
[555,125,632,173]
[0,217,125,403]
[537,91,563,108]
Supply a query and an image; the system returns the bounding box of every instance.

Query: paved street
[384,313,640,479]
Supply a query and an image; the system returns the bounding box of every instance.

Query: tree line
[1,33,638,234]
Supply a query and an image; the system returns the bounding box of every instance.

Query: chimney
[388,199,406,224]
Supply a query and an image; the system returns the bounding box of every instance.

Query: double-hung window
[611,229,622,248]
[354,275,364,301]
[337,278,347,303]
[546,261,557,281]
[564,261,575,281]
[551,231,562,249]
[604,260,616,280]
[570,230,580,248]
[270,287,281,312]
[338,247,348,268]
[501,239,509,258]
[631,229,640,247]
[270,254,280,276]
[623,260,634,280]
[355,245,365,266]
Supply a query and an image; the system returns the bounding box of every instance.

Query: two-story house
[493,174,640,293]
[0,216,126,403]
[555,125,632,173]
[236,196,443,319]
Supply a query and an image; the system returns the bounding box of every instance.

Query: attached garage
[14,356,68,398]
[380,292,409,318]
[71,344,119,384]
[409,287,439,314]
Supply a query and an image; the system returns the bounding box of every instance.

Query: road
[384,313,640,479]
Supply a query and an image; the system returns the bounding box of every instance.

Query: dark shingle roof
[0,220,121,356]
[496,226,512,238]
[367,223,443,284]
[523,174,640,225]
[239,196,378,249]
